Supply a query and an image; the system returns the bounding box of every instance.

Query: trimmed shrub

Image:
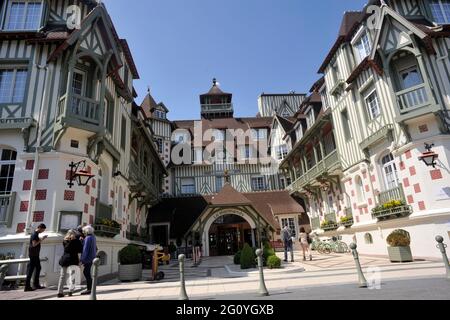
[267,255,281,269]
[387,230,411,247]
[234,251,241,265]
[263,242,275,267]
[240,244,256,270]
[119,245,142,265]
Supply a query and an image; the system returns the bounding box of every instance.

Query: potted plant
[386,230,413,263]
[118,245,143,281]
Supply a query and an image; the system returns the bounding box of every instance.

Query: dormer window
[2,1,44,31]
[430,0,450,24]
[154,110,166,120]
[252,129,267,141]
[320,86,330,110]
[354,31,371,64]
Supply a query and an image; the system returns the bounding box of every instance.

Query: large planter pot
[118,264,142,282]
[387,246,413,263]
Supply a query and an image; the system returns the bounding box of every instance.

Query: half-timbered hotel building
[282,0,450,259]
[145,80,309,255]
[0,0,165,284]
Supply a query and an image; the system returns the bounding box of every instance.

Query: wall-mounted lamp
[68,160,95,188]
[418,143,438,168]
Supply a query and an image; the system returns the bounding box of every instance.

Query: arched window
[364,233,373,245]
[355,176,365,203]
[97,251,107,266]
[381,153,399,190]
[0,148,17,196]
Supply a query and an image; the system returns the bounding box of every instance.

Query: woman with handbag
[299,227,313,261]
[57,229,83,298]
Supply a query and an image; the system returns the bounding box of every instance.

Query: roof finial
[212,78,217,87]
[147,86,151,94]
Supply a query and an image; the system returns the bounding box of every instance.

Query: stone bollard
[435,236,450,280]
[0,264,8,290]
[349,243,368,288]
[178,254,189,300]
[90,258,101,301]
[255,249,269,297]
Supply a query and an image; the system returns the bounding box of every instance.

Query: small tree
[240,243,256,269]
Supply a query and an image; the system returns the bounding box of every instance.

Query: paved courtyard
[1,252,447,300]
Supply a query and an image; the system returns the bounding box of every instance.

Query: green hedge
[234,251,241,265]
[240,244,256,269]
[263,242,275,267]
[267,255,281,269]
[119,245,142,265]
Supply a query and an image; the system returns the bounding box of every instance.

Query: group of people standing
[24,224,97,298]
[281,225,313,262]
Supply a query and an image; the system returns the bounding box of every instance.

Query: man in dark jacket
[25,224,47,292]
[281,225,294,263]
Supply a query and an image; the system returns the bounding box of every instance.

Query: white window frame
[251,176,266,191]
[276,144,288,160]
[0,148,17,196]
[381,153,399,191]
[352,29,371,64]
[306,107,315,129]
[252,129,267,141]
[0,67,28,104]
[3,0,44,31]
[430,0,450,24]
[180,177,195,195]
[364,89,381,121]
[355,176,366,204]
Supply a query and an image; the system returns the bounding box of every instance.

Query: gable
[370,6,427,59]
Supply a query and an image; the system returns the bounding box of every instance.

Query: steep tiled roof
[209,184,252,206]
[276,116,296,133]
[318,11,366,73]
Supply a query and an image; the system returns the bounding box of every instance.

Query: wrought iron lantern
[68,160,95,188]
[418,143,438,168]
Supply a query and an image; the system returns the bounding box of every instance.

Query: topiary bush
[263,242,275,267]
[387,230,411,247]
[267,255,281,269]
[240,244,256,270]
[119,245,142,265]
[234,250,241,265]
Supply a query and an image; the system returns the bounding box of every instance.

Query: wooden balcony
[289,150,341,194]
[395,83,440,122]
[57,93,101,132]
[201,103,233,113]
[129,162,159,200]
[0,192,16,227]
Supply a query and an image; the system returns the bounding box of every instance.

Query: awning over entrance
[147,184,305,256]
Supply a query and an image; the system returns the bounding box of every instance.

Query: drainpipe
[17,64,49,277]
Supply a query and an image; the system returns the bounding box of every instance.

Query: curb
[224,264,306,277]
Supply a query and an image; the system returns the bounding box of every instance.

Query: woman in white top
[299,227,312,261]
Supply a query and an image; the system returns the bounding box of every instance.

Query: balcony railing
[372,205,412,221]
[93,224,120,238]
[396,83,430,114]
[96,202,113,221]
[0,193,16,227]
[289,150,340,193]
[378,184,405,204]
[58,93,101,126]
[201,103,233,113]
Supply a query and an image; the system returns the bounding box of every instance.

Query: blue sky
[105,0,368,120]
